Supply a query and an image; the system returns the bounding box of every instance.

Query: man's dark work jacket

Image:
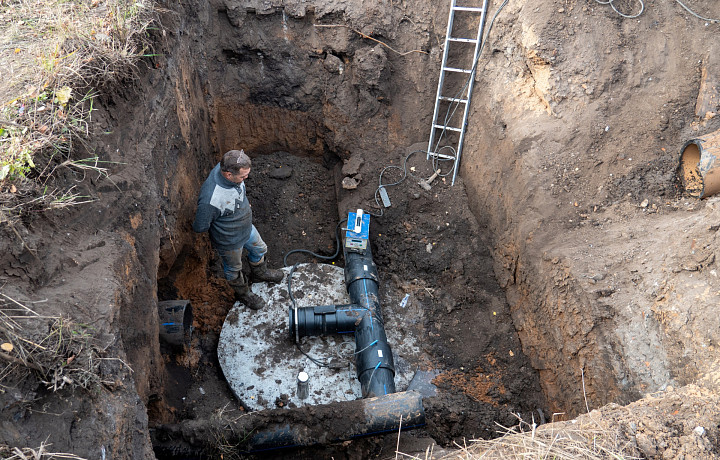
[192,163,252,251]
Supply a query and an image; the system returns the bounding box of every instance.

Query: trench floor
[153,151,546,456]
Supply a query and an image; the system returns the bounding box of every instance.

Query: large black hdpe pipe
[152,391,425,455]
[243,390,422,452]
[288,243,396,397]
[344,243,396,397]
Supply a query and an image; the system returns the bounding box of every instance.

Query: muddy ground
[2,0,720,458]
[151,149,545,458]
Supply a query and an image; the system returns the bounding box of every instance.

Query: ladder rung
[452,6,485,12]
[439,96,468,103]
[433,124,463,132]
[448,37,479,43]
[428,152,456,160]
[442,66,473,74]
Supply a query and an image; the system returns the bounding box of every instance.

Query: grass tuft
[0,290,125,393]
[398,413,641,460]
[0,441,87,459]
[0,0,157,216]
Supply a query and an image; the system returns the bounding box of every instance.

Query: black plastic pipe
[288,244,397,397]
[343,244,396,397]
[152,391,425,455]
[244,391,421,452]
[157,300,193,348]
[289,303,363,339]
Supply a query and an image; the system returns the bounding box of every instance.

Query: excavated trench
[109,1,635,457]
[4,0,720,457]
[5,0,720,457]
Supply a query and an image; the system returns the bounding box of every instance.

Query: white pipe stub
[297,371,309,399]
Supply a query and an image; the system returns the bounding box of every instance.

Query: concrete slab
[218,263,419,411]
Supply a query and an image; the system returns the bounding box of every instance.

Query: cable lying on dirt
[593,0,719,22]
[674,0,719,23]
[593,0,645,19]
[365,149,426,218]
[283,220,345,267]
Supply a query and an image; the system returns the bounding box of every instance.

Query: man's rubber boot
[250,256,284,283]
[227,274,264,310]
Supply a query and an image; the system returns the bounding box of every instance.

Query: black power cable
[283,219,345,267]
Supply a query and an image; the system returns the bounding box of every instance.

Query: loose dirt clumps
[436,383,720,459]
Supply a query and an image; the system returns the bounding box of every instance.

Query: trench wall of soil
[88,0,218,415]
[0,5,216,456]
[208,0,442,161]
[140,0,656,420]
[456,0,720,415]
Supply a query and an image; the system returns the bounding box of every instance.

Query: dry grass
[0,290,126,392]
[398,414,640,460]
[209,403,255,460]
[0,441,87,459]
[0,0,157,215]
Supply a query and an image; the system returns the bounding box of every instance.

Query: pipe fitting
[288,304,362,339]
[157,300,193,348]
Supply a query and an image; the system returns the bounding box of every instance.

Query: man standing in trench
[192,149,284,310]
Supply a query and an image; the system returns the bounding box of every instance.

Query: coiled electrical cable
[365,149,426,217]
[594,0,718,22]
[593,0,645,19]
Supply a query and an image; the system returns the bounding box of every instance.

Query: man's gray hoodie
[192,163,252,251]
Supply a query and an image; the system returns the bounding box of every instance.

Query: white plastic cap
[298,371,309,382]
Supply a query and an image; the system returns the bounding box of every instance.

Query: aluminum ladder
[427,0,489,185]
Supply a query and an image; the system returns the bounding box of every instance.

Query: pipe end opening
[679,142,703,197]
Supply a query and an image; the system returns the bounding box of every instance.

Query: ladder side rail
[428,0,458,160]
[451,0,489,185]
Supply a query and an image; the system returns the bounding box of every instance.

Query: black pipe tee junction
[289,238,396,397]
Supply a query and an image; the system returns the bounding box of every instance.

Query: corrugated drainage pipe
[679,128,720,198]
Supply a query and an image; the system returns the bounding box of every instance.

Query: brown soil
[2,0,720,458]
[151,148,544,455]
